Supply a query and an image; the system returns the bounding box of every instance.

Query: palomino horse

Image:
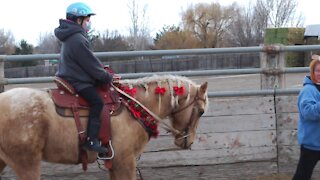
[0,75,208,180]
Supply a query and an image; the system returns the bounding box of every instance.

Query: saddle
[49,76,122,170]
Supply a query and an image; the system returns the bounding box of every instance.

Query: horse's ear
[200,82,208,94]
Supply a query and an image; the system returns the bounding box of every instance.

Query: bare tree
[92,30,129,52]
[127,0,151,50]
[153,25,202,50]
[36,32,60,54]
[227,0,304,47]
[91,30,129,61]
[255,0,303,28]
[182,2,238,48]
[228,3,264,47]
[0,29,15,55]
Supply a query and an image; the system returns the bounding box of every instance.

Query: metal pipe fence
[1,44,320,62]
[5,68,263,84]
[208,88,300,97]
[0,44,319,96]
[3,67,310,84]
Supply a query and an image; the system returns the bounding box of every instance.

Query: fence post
[260,45,286,89]
[0,55,4,93]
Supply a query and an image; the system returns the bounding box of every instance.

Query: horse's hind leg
[11,153,42,180]
[2,152,42,180]
[0,159,40,180]
[11,159,41,180]
[0,159,6,176]
[0,159,6,171]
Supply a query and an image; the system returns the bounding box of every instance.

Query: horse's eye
[198,109,204,116]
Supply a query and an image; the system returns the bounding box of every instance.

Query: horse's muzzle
[174,135,193,149]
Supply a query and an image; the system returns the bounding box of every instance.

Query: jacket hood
[303,76,314,86]
[54,19,84,41]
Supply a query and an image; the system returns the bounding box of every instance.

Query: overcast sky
[0,0,318,46]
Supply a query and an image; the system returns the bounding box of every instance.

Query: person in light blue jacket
[293,57,320,180]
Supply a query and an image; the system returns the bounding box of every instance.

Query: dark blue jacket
[54,19,112,91]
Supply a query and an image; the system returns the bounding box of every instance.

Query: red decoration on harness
[131,107,141,118]
[125,99,159,137]
[155,86,166,95]
[115,83,159,138]
[173,86,184,96]
[123,86,137,96]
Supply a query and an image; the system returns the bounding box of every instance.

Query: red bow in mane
[173,86,184,96]
[155,86,166,95]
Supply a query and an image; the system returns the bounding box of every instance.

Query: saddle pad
[56,106,89,117]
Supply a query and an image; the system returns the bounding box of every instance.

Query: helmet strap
[66,13,78,22]
[79,17,85,26]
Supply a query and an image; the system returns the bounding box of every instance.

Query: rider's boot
[82,122,108,154]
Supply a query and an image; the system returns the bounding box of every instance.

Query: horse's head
[115,76,208,149]
[170,81,208,149]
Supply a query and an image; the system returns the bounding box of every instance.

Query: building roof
[305,24,320,37]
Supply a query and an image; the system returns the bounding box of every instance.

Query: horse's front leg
[109,155,136,180]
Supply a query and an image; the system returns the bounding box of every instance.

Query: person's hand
[112,75,121,84]
[104,65,114,75]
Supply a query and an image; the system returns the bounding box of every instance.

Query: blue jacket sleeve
[298,86,320,121]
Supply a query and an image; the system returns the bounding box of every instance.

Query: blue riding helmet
[66,2,96,17]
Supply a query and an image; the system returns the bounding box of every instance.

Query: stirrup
[97,140,115,160]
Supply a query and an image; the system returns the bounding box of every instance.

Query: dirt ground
[255,174,320,180]
[1,166,299,180]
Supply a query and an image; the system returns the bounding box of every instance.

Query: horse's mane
[118,75,199,110]
[119,75,196,86]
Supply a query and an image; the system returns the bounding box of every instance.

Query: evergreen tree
[13,40,36,67]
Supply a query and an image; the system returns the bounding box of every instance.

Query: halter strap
[171,89,206,115]
[112,83,206,138]
[170,87,207,148]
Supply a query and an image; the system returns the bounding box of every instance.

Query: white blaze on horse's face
[172,82,208,149]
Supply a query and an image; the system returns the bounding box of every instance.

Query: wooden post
[260,45,286,90]
[0,55,4,93]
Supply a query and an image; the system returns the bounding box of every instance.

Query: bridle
[112,84,206,145]
[112,83,206,180]
[170,89,207,148]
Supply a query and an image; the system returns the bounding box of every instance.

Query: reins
[111,84,181,136]
[111,83,206,140]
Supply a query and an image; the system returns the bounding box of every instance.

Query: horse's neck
[132,85,170,118]
[129,79,191,118]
